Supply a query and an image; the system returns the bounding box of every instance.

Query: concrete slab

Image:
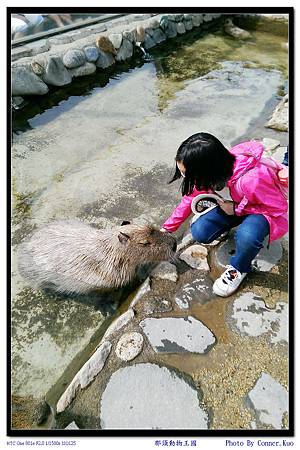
[228,292,288,344]
[139,316,216,353]
[100,363,209,429]
[247,372,288,429]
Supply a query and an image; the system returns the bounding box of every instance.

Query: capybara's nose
[172,241,177,252]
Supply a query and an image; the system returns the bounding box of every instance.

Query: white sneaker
[213,265,246,297]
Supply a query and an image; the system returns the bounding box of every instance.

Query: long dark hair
[169,132,235,196]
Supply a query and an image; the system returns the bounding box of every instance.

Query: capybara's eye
[138,240,151,246]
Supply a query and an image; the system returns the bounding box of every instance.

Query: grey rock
[174,14,184,22]
[147,18,160,29]
[151,28,167,44]
[179,244,209,271]
[109,33,123,50]
[84,46,99,62]
[11,46,33,62]
[136,25,145,42]
[192,15,203,27]
[102,309,135,342]
[11,96,24,109]
[262,137,281,155]
[115,39,133,62]
[130,278,151,309]
[139,316,216,354]
[203,14,213,22]
[96,50,115,69]
[144,33,156,49]
[151,261,178,282]
[42,55,72,86]
[31,60,45,76]
[247,373,288,429]
[177,231,195,251]
[224,18,251,39]
[177,22,186,34]
[228,292,288,344]
[65,421,79,430]
[175,275,213,309]
[100,363,209,429]
[160,19,177,39]
[184,14,194,20]
[12,65,49,96]
[63,49,86,69]
[266,94,288,132]
[123,29,136,43]
[163,15,177,22]
[56,340,112,413]
[68,62,96,78]
[215,233,283,272]
[115,332,144,361]
[184,20,193,31]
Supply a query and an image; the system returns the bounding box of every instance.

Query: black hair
[169,132,235,196]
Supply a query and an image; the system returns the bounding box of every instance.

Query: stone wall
[11,13,222,99]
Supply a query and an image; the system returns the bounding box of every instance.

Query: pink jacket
[162,141,288,242]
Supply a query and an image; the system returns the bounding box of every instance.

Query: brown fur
[18,220,177,294]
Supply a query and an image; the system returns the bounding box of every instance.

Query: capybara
[18,220,177,294]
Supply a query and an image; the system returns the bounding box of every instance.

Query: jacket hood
[227,140,264,184]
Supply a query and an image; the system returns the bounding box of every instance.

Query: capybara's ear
[118,232,130,244]
[121,220,131,226]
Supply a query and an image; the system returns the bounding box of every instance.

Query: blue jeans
[190,207,270,273]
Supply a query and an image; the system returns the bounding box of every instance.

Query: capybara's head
[116,222,177,264]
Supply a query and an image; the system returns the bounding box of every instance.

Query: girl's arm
[162,188,208,232]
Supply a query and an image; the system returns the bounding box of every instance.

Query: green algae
[153,28,288,111]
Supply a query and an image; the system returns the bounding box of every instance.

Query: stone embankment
[12,13,223,100]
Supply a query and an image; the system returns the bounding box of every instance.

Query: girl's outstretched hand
[217,199,235,215]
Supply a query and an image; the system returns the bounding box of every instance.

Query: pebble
[177,22,186,34]
[115,39,133,62]
[12,65,49,96]
[42,55,72,86]
[109,33,123,50]
[179,244,209,271]
[84,46,99,62]
[63,49,86,69]
[266,94,288,132]
[96,50,115,69]
[115,332,144,361]
[68,62,96,78]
